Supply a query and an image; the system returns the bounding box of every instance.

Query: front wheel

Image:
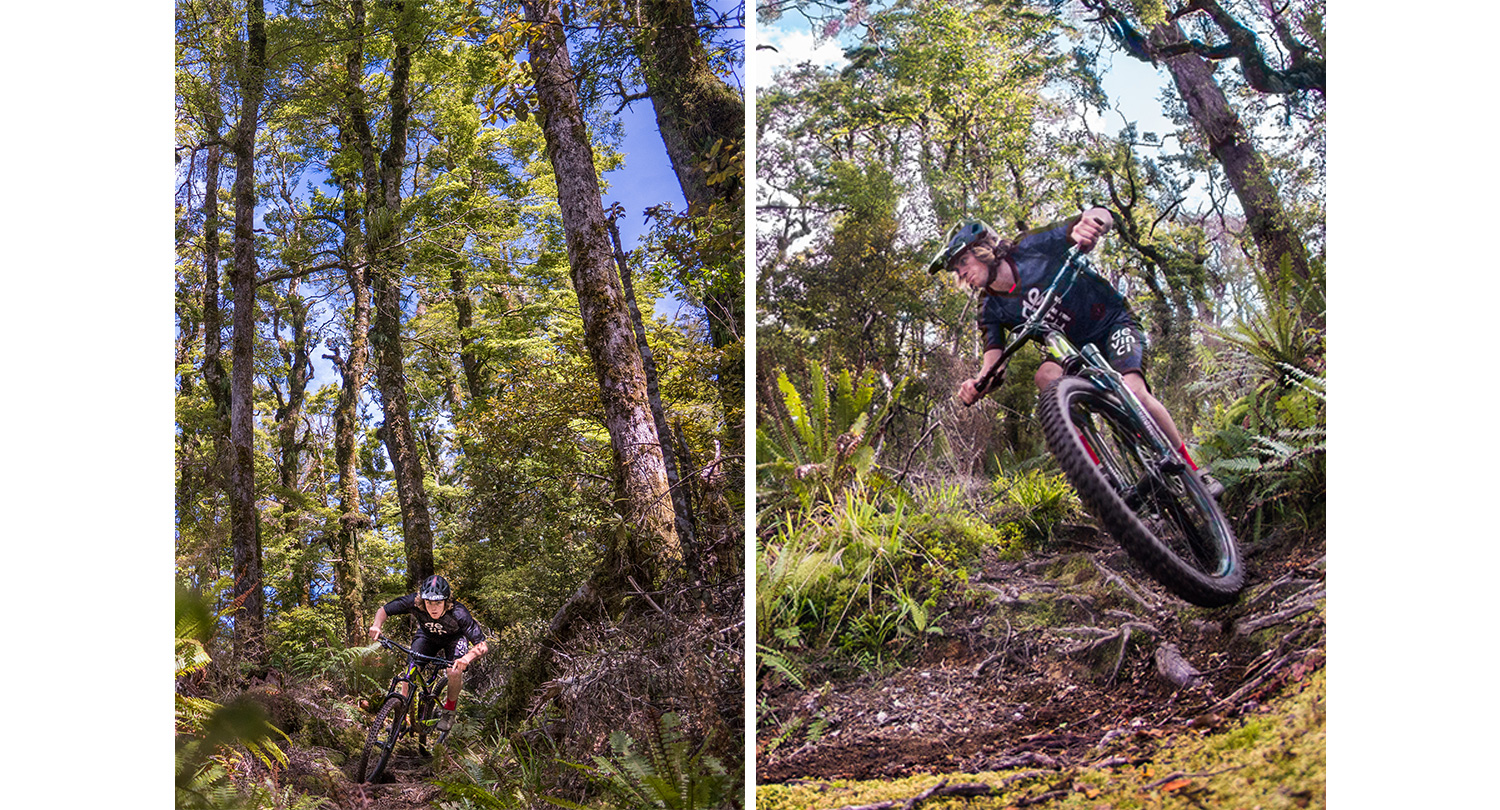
[1037,376,1244,607]
[356,694,406,783]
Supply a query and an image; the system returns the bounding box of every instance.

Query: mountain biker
[368,574,488,733]
[928,207,1222,497]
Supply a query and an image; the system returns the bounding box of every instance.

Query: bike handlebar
[375,635,452,668]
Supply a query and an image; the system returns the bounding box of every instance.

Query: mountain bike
[967,246,1244,607]
[356,636,458,783]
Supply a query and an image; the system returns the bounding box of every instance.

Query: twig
[972,618,1013,677]
[1013,789,1070,807]
[1144,764,1246,789]
[1108,624,1133,684]
[893,412,946,486]
[626,575,670,619]
[1209,646,1317,712]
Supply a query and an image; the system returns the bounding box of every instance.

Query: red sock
[443,700,456,711]
[1178,443,1199,471]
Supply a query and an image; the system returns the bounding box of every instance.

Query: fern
[583,713,734,810]
[756,644,806,690]
[175,588,301,808]
[758,362,907,511]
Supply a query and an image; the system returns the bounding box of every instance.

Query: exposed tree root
[1234,587,1324,635]
[1088,556,1160,612]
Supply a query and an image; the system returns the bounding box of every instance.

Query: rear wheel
[1037,376,1244,607]
[356,694,406,783]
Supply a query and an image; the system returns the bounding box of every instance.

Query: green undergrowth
[757,669,1325,810]
[757,473,1072,678]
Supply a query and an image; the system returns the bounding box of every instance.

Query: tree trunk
[608,217,698,578]
[632,0,743,214]
[194,127,228,527]
[449,260,486,404]
[272,275,313,605]
[525,0,681,584]
[630,0,745,429]
[228,0,267,667]
[328,287,371,641]
[201,138,228,425]
[1150,21,1310,284]
[346,0,436,592]
[322,2,384,644]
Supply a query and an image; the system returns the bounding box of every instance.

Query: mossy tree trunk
[348,0,436,591]
[525,0,681,583]
[608,216,698,580]
[228,0,267,667]
[629,0,745,433]
[1152,20,1310,284]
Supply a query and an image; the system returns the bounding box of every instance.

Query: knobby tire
[1037,376,1244,607]
[357,694,406,783]
[416,673,455,754]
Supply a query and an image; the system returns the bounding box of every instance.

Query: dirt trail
[756,528,1326,784]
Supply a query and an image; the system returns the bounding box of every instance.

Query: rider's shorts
[1098,319,1146,376]
[1039,317,1147,378]
[413,634,470,663]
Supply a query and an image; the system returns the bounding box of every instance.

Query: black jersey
[381,593,487,647]
[978,220,1138,353]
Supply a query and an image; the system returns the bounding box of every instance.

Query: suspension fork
[1076,344,1180,468]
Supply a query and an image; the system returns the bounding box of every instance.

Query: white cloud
[753,28,849,89]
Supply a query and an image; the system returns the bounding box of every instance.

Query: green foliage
[428,725,586,810]
[991,466,1080,547]
[757,363,907,512]
[576,713,735,810]
[1215,261,1326,386]
[176,589,310,809]
[1195,259,1327,534]
[267,603,344,677]
[757,483,1003,675]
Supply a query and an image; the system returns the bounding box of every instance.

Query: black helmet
[926,219,1001,274]
[419,574,451,602]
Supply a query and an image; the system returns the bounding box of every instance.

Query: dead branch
[987,752,1060,770]
[1012,789,1071,807]
[1240,572,1322,612]
[1107,625,1133,684]
[972,618,1013,678]
[1058,622,1159,657]
[1144,764,1246,790]
[1209,646,1318,712]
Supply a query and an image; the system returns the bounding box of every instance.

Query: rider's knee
[1122,370,1153,399]
[1034,361,1063,390]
